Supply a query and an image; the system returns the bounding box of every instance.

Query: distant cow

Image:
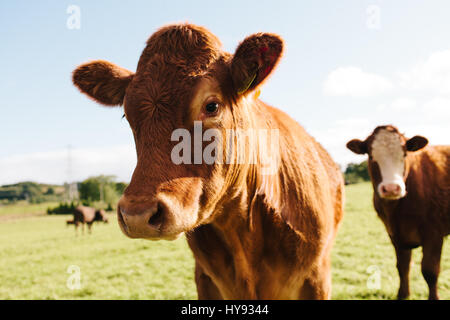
[72,23,344,299]
[67,206,108,234]
[347,125,450,300]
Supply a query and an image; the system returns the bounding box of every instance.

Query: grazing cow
[72,23,344,299]
[67,206,108,234]
[347,125,450,300]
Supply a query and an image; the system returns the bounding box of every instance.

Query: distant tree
[45,187,55,195]
[21,182,42,199]
[0,178,124,206]
[0,187,22,201]
[344,161,370,184]
[78,175,123,207]
[78,178,101,202]
[103,184,119,208]
[0,182,43,202]
[115,182,128,195]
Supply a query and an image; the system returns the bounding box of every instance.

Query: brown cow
[347,125,450,300]
[72,23,344,299]
[67,206,108,234]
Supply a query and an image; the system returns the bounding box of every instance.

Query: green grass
[332,182,450,300]
[0,201,59,217]
[0,182,449,299]
[0,214,195,299]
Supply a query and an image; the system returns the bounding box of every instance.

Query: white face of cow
[347,125,429,201]
[371,129,406,200]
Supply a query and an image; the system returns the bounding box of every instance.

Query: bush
[344,161,370,184]
[45,187,55,195]
[47,202,77,215]
[115,182,127,195]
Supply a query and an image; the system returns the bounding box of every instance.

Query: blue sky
[1,1,450,184]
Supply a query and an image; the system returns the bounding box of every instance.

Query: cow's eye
[205,102,219,115]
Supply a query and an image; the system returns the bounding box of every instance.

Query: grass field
[0,182,449,300]
[0,201,59,218]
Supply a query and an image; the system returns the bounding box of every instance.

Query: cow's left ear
[406,135,428,152]
[231,33,283,95]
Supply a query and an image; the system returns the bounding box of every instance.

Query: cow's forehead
[125,57,222,116]
[124,25,234,126]
[370,128,405,160]
[127,25,226,107]
[136,24,223,75]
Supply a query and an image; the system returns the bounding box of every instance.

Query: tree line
[0,182,63,204]
[47,175,127,214]
[343,161,370,184]
[0,176,128,214]
[1,161,369,208]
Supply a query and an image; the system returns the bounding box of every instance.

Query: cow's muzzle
[117,196,181,240]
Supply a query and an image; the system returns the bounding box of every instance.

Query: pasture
[0,182,449,300]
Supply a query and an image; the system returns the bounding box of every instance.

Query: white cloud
[0,145,137,185]
[311,117,378,168]
[422,97,450,118]
[319,49,450,167]
[324,49,450,98]
[397,123,449,146]
[399,49,450,95]
[377,97,417,111]
[390,97,417,110]
[323,67,394,97]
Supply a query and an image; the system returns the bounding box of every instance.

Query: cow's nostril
[117,207,129,233]
[148,203,165,230]
[381,185,387,194]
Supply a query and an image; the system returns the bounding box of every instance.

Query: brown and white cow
[347,125,450,300]
[67,206,108,234]
[72,23,344,299]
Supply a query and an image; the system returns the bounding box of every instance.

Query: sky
[1,0,449,184]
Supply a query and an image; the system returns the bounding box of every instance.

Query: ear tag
[237,72,257,95]
[254,89,261,99]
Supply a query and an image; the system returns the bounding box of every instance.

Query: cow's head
[72,24,283,240]
[95,209,108,223]
[346,125,428,200]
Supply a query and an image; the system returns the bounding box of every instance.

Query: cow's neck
[373,155,424,245]
[375,194,399,235]
[186,101,317,299]
[187,172,305,299]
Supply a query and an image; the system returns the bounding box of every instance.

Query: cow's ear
[346,139,368,155]
[406,135,428,152]
[231,33,283,95]
[72,60,134,106]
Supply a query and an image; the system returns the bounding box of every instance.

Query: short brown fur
[72,23,344,299]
